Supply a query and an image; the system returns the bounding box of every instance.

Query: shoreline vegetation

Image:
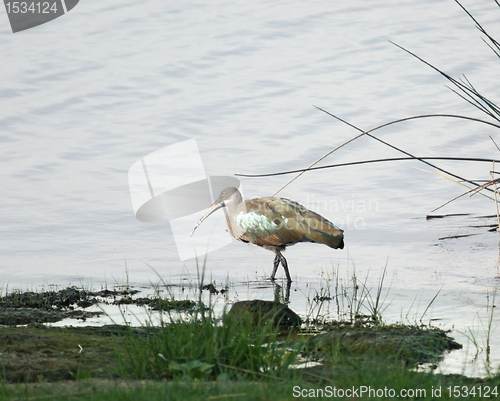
[0,283,498,400]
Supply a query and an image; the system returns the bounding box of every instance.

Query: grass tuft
[116,315,301,381]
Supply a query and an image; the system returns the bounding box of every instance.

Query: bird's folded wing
[245,197,344,248]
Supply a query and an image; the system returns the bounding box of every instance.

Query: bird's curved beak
[190,199,224,236]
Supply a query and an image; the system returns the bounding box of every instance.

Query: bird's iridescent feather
[227,197,344,249]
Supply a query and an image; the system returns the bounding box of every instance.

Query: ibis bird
[190,187,344,283]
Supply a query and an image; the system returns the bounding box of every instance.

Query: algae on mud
[0,321,462,383]
[0,286,198,325]
[0,325,129,382]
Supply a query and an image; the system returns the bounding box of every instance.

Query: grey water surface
[1,0,500,377]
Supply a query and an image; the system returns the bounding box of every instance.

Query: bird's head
[190,187,242,236]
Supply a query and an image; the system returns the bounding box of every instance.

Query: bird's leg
[270,254,280,281]
[278,251,292,283]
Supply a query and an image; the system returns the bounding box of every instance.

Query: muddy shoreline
[0,285,498,401]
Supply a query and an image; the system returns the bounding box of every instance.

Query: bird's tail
[305,227,344,249]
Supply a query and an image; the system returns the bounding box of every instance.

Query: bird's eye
[221,191,226,196]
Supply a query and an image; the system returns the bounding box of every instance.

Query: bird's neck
[223,195,243,238]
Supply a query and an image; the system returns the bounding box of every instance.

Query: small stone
[226,300,302,328]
